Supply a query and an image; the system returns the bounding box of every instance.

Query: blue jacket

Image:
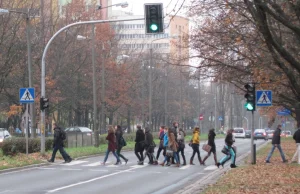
[163,133,168,147]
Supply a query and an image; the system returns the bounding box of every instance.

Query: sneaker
[47,160,54,163]
[166,162,171,166]
[230,164,238,168]
[67,158,73,163]
[153,161,158,165]
[283,160,288,163]
[265,160,271,163]
[101,162,105,165]
[125,159,129,164]
[138,161,144,165]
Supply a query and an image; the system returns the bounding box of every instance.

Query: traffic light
[145,3,164,34]
[244,84,256,111]
[40,97,49,110]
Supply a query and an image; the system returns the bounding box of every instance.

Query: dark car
[65,127,93,136]
[245,130,251,138]
[254,129,268,141]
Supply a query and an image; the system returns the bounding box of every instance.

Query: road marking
[47,167,140,193]
[82,162,100,167]
[197,172,206,175]
[60,160,88,166]
[0,190,11,193]
[130,164,149,168]
[61,168,82,171]
[105,165,119,168]
[37,167,56,170]
[88,169,109,172]
[179,165,190,170]
[204,165,218,171]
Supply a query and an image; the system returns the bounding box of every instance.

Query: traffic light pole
[251,110,255,164]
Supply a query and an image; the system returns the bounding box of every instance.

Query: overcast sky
[112,0,188,16]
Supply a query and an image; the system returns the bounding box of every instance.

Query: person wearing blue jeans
[266,125,288,163]
[101,126,121,165]
[217,129,237,168]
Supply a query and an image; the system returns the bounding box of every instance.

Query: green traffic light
[150,24,158,31]
[245,102,254,110]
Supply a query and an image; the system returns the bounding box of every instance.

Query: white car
[0,130,11,143]
[233,128,246,138]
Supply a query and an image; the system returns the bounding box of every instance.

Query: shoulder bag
[202,134,211,152]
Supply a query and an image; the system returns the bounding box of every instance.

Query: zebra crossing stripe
[60,160,88,166]
[82,162,101,167]
[179,165,190,170]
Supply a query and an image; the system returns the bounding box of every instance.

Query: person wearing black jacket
[115,125,128,164]
[266,125,288,163]
[48,123,72,163]
[217,129,237,168]
[291,126,300,164]
[135,125,145,165]
[144,127,158,165]
[202,128,218,165]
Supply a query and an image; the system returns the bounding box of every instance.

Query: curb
[173,141,269,194]
[0,162,49,174]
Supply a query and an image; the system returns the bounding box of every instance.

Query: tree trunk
[127,105,131,133]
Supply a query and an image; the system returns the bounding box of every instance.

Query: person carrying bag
[202,128,217,165]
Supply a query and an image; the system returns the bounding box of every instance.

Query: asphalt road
[0,138,266,194]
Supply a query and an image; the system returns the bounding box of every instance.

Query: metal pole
[149,48,153,130]
[101,42,106,133]
[26,17,34,138]
[198,71,202,130]
[244,117,249,130]
[164,64,168,126]
[141,61,145,127]
[91,24,99,146]
[40,18,144,154]
[251,110,255,164]
[25,103,29,155]
[180,69,183,128]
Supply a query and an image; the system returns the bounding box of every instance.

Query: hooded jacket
[135,128,145,143]
[53,126,64,147]
[144,128,154,147]
[293,128,300,143]
[225,133,234,146]
[272,127,281,144]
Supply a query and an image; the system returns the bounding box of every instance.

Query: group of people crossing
[101,121,238,168]
[48,122,239,168]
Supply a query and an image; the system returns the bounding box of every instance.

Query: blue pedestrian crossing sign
[256,90,272,107]
[218,116,223,121]
[19,88,35,103]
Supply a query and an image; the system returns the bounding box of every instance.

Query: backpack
[121,136,127,147]
[60,129,67,141]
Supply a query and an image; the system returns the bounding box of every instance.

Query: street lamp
[97,2,129,10]
[0,8,39,153]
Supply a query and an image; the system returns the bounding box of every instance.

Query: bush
[2,137,54,156]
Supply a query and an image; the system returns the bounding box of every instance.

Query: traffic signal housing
[40,97,49,110]
[244,84,256,111]
[145,3,164,34]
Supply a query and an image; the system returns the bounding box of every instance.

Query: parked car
[0,130,11,144]
[245,130,252,138]
[254,129,268,141]
[266,130,275,139]
[64,127,93,136]
[233,128,246,138]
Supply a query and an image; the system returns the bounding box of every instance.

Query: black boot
[182,155,187,166]
[230,164,238,168]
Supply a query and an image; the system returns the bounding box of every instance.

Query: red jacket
[106,133,116,151]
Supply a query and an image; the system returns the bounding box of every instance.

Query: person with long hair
[156,126,166,160]
[115,125,128,164]
[190,127,203,165]
[201,128,218,165]
[160,127,180,167]
[217,129,237,168]
[177,128,187,165]
[101,125,121,165]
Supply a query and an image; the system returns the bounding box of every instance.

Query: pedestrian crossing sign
[19,88,35,103]
[256,90,272,107]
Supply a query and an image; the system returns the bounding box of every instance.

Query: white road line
[47,167,140,193]
[82,162,100,167]
[204,165,218,171]
[88,169,109,172]
[61,168,82,171]
[0,190,11,193]
[197,172,206,174]
[105,165,119,168]
[179,165,190,170]
[60,160,88,166]
[37,167,56,170]
[130,164,149,168]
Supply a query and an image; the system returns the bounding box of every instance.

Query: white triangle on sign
[20,89,34,101]
[257,92,271,104]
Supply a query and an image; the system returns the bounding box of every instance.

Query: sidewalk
[189,138,300,194]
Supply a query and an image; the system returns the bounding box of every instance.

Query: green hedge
[1,137,54,156]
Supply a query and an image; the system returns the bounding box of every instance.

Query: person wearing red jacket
[101,125,121,165]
